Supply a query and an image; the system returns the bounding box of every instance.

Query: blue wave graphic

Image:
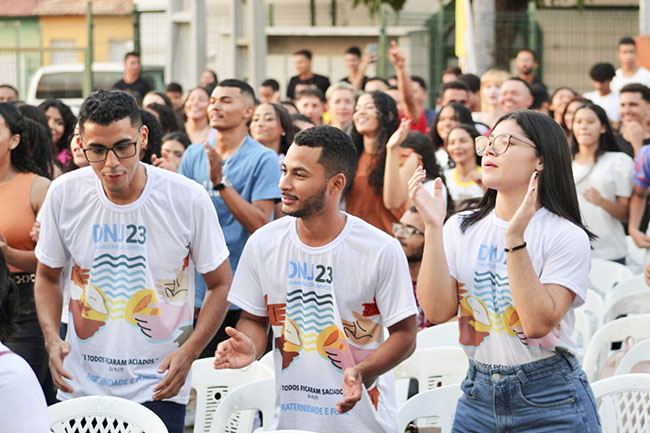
[474,270,509,281]
[93,260,146,269]
[91,268,147,278]
[93,253,146,263]
[287,292,333,306]
[290,317,334,328]
[102,291,131,299]
[91,275,146,285]
[473,276,509,287]
[287,310,335,321]
[286,303,335,315]
[95,284,145,292]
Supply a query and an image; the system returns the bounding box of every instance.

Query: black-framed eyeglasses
[475,134,536,157]
[82,140,138,162]
[392,222,424,238]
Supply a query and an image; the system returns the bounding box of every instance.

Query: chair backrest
[603,275,650,323]
[259,350,274,370]
[615,338,650,375]
[625,235,646,275]
[588,258,634,298]
[49,396,168,433]
[591,373,650,433]
[191,358,274,433]
[571,308,592,362]
[416,322,460,349]
[582,314,650,381]
[209,377,276,433]
[393,346,468,391]
[397,384,462,433]
[578,289,604,332]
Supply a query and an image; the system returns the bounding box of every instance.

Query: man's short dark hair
[411,75,428,92]
[458,74,480,93]
[530,83,550,110]
[291,113,313,124]
[517,48,537,60]
[166,82,183,94]
[440,80,470,94]
[345,46,362,57]
[443,66,462,76]
[0,84,18,97]
[217,79,256,102]
[589,63,616,82]
[293,125,358,189]
[293,49,312,60]
[296,88,326,103]
[364,77,389,88]
[504,77,534,95]
[262,79,280,92]
[124,51,140,61]
[78,90,142,131]
[619,37,636,47]
[620,83,650,103]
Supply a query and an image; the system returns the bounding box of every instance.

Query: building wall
[40,15,133,65]
[0,17,41,97]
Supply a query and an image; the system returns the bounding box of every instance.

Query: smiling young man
[34,90,232,433]
[178,79,281,356]
[213,125,418,432]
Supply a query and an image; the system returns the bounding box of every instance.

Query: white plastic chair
[263,430,319,433]
[397,383,462,433]
[191,358,274,433]
[259,350,274,371]
[615,338,650,375]
[415,322,460,349]
[603,274,650,323]
[571,308,592,362]
[393,346,468,427]
[625,235,646,275]
[588,258,634,297]
[577,289,605,332]
[49,395,168,433]
[591,373,650,433]
[209,377,276,433]
[582,314,650,381]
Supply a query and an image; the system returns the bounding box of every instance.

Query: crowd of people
[2,35,650,432]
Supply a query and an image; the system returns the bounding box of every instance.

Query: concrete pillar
[167,0,205,91]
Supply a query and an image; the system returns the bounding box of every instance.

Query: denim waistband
[468,349,580,384]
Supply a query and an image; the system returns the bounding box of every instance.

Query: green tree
[352,0,407,15]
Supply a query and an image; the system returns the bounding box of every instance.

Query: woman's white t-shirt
[443,208,590,366]
[443,167,484,203]
[572,152,634,260]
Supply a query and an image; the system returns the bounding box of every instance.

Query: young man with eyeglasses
[392,207,433,329]
[214,125,417,433]
[34,90,232,433]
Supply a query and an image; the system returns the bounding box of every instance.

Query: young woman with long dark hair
[345,91,400,234]
[409,110,600,432]
[571,103,633,263]
[39,99,76,172]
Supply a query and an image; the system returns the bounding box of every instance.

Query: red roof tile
[33,0,133,16]
[0,0,42,17]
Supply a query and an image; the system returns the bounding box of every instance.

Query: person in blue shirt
[178,79,281,357]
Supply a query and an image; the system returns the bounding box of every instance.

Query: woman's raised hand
[408,166,446,229]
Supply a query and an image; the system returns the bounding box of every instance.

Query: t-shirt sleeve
[251,151,282,203]
[374,239,418,328]
[190,188,229,274]
[227,234,268,317]
[178,147,194,178]
[614,153,635,197]
[539,224,590,307]
[633,145,650,188]
[34,186,69,269]
[443,214,461,280]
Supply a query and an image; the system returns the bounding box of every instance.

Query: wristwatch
[213,177,232,191]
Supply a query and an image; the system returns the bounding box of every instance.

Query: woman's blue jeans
[452,350,601,432]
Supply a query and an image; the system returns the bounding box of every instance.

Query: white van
[27,63,165,112]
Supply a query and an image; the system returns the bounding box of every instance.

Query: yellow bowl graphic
[80,284,109,322]
[125,289,161,325]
